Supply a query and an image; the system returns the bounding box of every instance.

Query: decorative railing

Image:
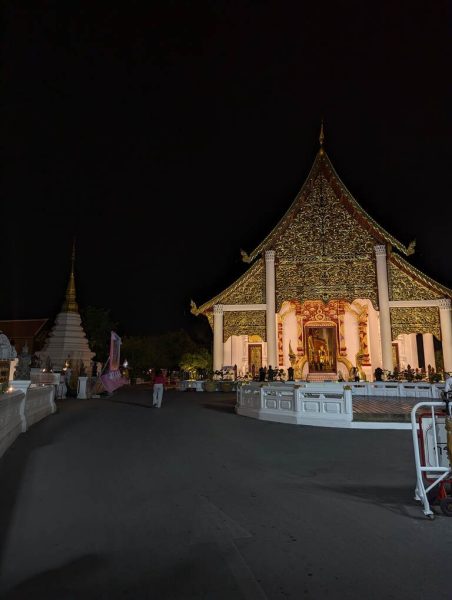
[235,380,446,428]
[0,383,56,459]
[236,382,352,427]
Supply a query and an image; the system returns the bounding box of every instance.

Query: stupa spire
[62,239,79,313]
[319,119,325,154]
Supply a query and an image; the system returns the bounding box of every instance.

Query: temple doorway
[248,344,262,379]
[305,325,337,373]
[392,343,400,371]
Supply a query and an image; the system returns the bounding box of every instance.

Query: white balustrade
[0,384,57,458]
[25,385,56,428]
[0,390,26,458]
[236,379,447,429]
[236,382,352,427]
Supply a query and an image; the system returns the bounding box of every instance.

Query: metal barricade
[411,398,452,519]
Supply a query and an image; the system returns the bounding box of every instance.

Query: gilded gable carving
[276,258,378,308]
[391,307,440,339]
[274,175,379,307]
[218,260,265,305]
[223,311,266,342]
[389,262,444,301]
[275,176,377,260]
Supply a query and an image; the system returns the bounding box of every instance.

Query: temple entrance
[248,344,262,379]
[305,325,337,373]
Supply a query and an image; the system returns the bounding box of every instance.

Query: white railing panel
[0,390,26,458]
[25,385,56,428]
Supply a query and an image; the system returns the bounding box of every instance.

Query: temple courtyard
[0,385,450,599]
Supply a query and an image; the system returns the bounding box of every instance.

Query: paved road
[0,385,450,599]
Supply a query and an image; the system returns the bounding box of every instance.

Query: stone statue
[30,353,41,368]
[0,331,17,360]
[14,343,31,380]
[44,355,53,372]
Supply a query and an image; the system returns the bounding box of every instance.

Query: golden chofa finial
[190,299,199,315]
[240,249,251,263]
[319,119,325,154]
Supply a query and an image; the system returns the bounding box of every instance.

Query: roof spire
[62,238,79,313]
[319,119,325,154]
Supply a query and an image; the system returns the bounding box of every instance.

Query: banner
[109,331,122,371]
[100,331,128,392]
[101,369,128,393]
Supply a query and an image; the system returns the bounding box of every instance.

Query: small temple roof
[0,319,48,339]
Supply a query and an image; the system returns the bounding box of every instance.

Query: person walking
[152,368,166,408]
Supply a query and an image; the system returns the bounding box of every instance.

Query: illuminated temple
[191,127,452,381]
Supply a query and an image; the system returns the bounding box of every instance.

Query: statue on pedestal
[14,343,31,380]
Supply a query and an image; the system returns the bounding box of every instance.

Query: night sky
[1,1,450,336]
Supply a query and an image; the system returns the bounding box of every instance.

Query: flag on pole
[109,330,122,371]
[100,331,128,392]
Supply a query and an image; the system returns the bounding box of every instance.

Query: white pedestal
[77,376,89,399]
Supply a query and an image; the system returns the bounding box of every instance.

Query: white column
[213,305,224,372]
[422,333,436,372]
[265,250,277,367]
[374,245,393,371]
[408,333,419,370]
[439,299,452,373]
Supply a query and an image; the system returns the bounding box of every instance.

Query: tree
[80,306,119,363]
[121,329,210,380]
[179,348,212,379]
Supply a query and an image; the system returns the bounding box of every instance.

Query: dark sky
[1,1,450,336]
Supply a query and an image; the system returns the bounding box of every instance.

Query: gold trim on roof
[244,150,409,262]
[195,259,265,315]
[391,306,441,339]
[389,253,452,300]
[224,311,266,342]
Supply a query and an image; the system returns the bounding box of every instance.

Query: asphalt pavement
[0,385,450,600]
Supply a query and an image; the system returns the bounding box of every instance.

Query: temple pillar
[213,305,224,372]
[423,333,436,372]
[375,245,393,371]
[265,250,277,367]
[407,333,419,370]
[439,299,452,373]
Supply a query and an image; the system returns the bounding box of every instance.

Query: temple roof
[389,252,452,298]
[192,260,264,315]
[193,136,452,315]
[243,147,410,263]
[0,319,48,339]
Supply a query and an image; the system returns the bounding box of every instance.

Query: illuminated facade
[191,130,452,381]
